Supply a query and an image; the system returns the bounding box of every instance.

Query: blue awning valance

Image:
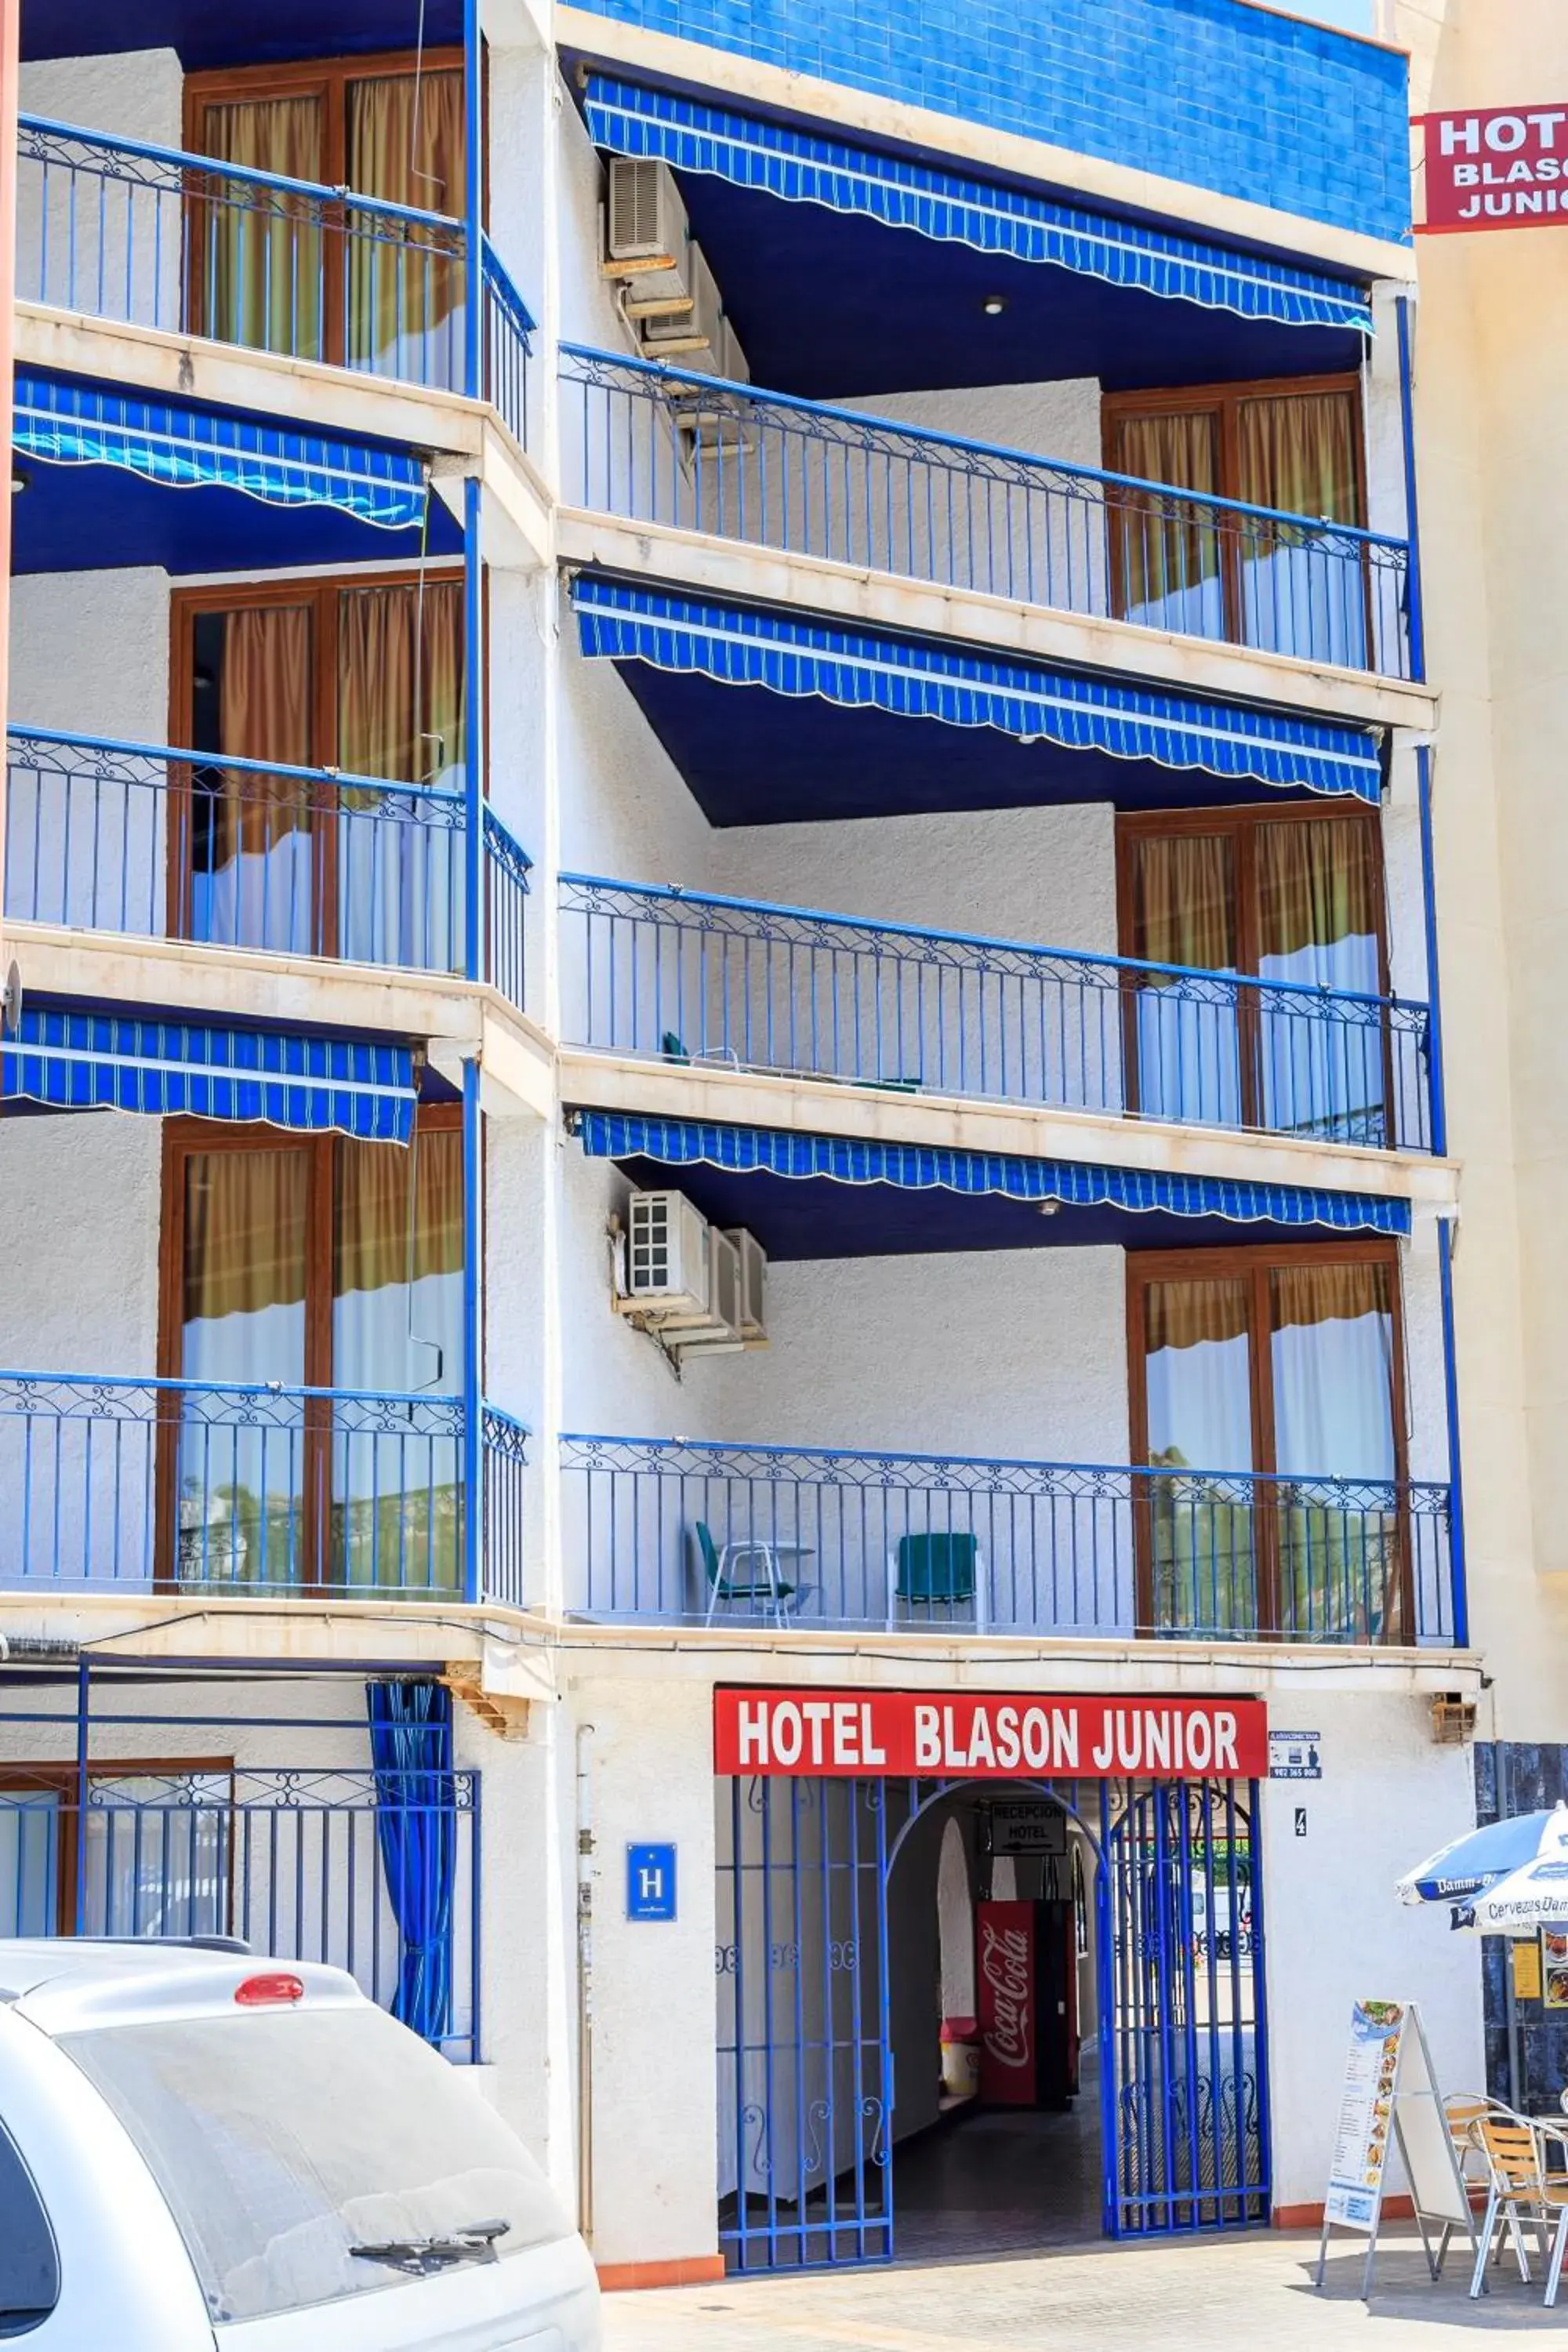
[13,376,430,532]
[3,1011,416,1141]
[575,1110,1410,1235]
[582,75,1373,337]
[572,577,1383,804]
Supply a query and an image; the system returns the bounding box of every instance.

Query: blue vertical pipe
[1396,294,1427,686]
[72,1658,90,1934]
[462,1054,483,1604]
[1438,1214,1470,1648]
[463,0,483,404]
[1417,746,1448,1160]
[463,474,484,986]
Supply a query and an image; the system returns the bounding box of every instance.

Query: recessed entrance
[714,1770,1269,2272]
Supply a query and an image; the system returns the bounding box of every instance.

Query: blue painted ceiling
[600,657,1324,826]
[601,1149,1334,1260]
[22,0,459,67]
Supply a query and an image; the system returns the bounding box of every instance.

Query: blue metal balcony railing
[17,115,532,437]
[560,345,1414,682]
[0,1373,528,1604]
[0,1769,481,2061]
[5,728,530,1014]
[563,1435,1455,1646]
[560,876,1433,1154]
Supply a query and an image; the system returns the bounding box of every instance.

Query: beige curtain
[1256,818,1379,978]
[345,70,465,375]
[1145,1275,1250,1362]
[1109,409,1221,625]
[1269,1258,1399,1638]
[334,1125,464,1303]
[211,602,314,866]
[1129,831,1236,975]
[198,97,325,359]
[1236,391,1360,525]
[337,580,464,783]
[182,1148,308,1338]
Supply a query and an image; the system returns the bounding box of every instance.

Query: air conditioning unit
[620,1189,710,1319]
[605,157,689,273]
[666,1227,746,1355]
[725,1228,768,1341]
[642,240,720,358]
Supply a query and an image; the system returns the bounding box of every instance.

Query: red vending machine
[976,1898,1078,2108]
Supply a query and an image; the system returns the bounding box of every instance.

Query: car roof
[0,1940,368,2036]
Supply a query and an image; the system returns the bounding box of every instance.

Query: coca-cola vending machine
[976,1899,1077,2109]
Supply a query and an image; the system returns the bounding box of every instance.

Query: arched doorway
[714,1769,1269,2272]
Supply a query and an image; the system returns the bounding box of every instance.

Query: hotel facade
[0,0,1563,2286]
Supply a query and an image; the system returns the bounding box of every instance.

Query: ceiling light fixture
[9,466,28,495]
[982,295,1007,318]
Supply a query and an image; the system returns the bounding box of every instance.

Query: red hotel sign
[713,1689,1268,1780]
[1421,104,1568,231]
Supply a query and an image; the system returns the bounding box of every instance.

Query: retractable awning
[582,74,1373,338]
[2,1011,416,1142]
[13,375,430,531]
[572,578,1384,806]
[574,1110,1411,1239]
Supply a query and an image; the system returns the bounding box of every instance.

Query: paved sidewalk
[602,2230,1568,2350]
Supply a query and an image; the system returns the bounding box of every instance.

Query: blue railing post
[1396,293,1427,687]
[463,476,485,985]
[1438,1214,1469,1650]
[1416,746,1448,1160]
[72,1658,90,1936]
[462,1055,484,1606]
[463,0,484,405]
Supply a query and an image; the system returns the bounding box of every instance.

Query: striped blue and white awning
[574,1110,1411,1235]
[13,376,430,532]
[2,1011,416,1142]
[572,577,1384,804]
[582,75,1373,337]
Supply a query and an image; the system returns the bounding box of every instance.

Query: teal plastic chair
[887,1531,986,1630]
[695,1521,813,1626]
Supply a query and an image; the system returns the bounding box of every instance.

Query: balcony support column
[1438,1213,1469,1650]
[462,1054,484,1606]
[1417,745,1447,1159]
[1396,292,1426,686]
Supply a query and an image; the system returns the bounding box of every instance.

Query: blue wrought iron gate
[717,1771,1269,2270]
[716,1775,892,2270]
[1104,1778,1270,2235]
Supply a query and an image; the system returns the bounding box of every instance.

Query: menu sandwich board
[1315,1999,1476,2299]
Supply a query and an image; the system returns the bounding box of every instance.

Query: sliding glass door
[162,1114,465,1592]
[1131,1245,1406,1641]
[173,574,466,971]
[1118,806,1390,1144]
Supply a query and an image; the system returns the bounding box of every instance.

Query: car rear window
[56,2005,569,2325]
[0,2120,58,2336]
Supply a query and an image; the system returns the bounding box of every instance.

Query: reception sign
[1421,105,1568,230]
[713,1688,1267,1779]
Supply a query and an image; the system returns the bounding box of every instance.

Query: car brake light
[234,1973,305,2007]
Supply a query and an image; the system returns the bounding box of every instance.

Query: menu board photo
[1324,1998,1406,2230]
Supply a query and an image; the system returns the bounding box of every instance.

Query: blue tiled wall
[570,0,1412,245]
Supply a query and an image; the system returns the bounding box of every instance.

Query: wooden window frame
[154,1105,463,1589]
[1113,801,1392,1137]
[1102,373,1370,652]
[0,1759,234,1936]
[167,565,469,960]
[181,50,478,370]
[1125,1239,1412,1640]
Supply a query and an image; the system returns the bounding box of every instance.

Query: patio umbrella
[1464,1853,1568,1938]
[1396,1803,1568,1907]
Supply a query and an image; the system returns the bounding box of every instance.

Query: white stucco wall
[17,53,183,329]
[1259,1689,1483,2213]
[9,568,169,740]
[0,1112,162,1376]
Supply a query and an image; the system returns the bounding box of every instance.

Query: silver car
[0,1940,601,2350]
